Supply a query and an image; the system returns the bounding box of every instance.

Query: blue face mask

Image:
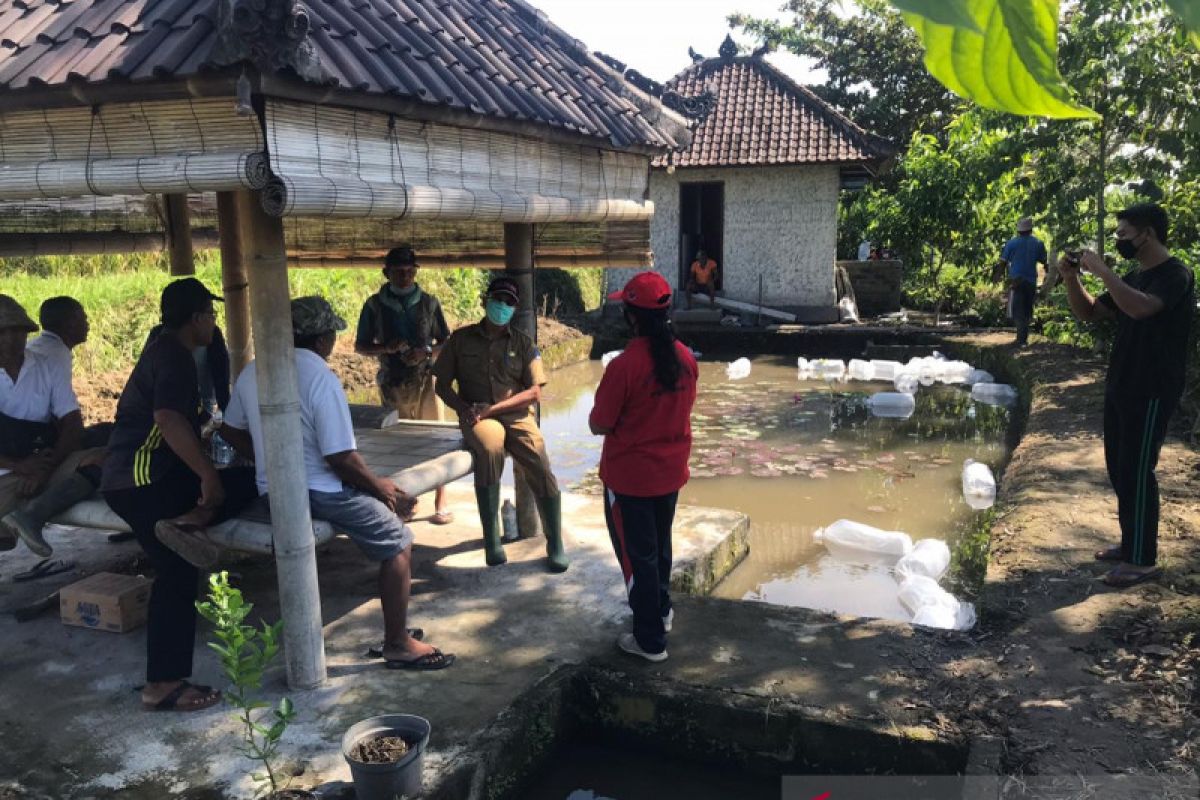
[486,299,515,326]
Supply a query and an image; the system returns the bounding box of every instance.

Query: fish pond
[534,355,1012,621]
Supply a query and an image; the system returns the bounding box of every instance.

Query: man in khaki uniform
[433,276,568,572]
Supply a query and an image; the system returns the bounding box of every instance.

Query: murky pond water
[536,355,1010,621]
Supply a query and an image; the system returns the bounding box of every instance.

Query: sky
[526,0,824,86]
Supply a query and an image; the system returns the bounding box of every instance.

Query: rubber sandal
[1102,566,1163,588]
[429,511,454,526]
[13,558,75,583]
[385,648,456,671]
[1094,546,1124,562]
[365,628,425,658]
[154,520,220,569]
[143,681,221,712]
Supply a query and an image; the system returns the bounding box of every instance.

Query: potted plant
[197,571,316,800]
[341,713,431,800]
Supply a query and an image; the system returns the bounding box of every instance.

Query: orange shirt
[690,259,718,285]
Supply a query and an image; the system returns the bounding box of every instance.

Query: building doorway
[678,182,724,295]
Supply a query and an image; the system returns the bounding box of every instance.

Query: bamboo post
[163,194,195,276]
[504,222,543,539]
[242,190,327,689]
[217,192,252,378]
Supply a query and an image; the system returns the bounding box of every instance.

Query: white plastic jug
[894,371,918,395]
[812,358,846,382]
[894,539,951,582]
[601,350,622,368]
[867,391,916,419]
[869,360,903,382]
[726,357,752,380]
[962,459,996,510]
[970,382,1018,407]
[847,359,875,381]
[796,357,814,380]
[814,519,913,566]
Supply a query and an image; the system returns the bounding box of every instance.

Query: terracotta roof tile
[654,55,890,168]
[0,0,688,150]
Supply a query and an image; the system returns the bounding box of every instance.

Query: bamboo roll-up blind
[0,99,267,200]
[264,100,654,222]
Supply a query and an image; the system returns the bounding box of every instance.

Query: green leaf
[888,0,980,32]
[1163,0,1200,49]
[902,0,1098,119]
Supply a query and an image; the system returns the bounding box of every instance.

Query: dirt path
[945,334,1199,777]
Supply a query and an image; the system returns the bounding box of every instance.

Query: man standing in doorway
[997,217,1048,347]
[433,276,568,572]
[1058,203,1194,588]
[686,249,719,310]
[356,246,454,525]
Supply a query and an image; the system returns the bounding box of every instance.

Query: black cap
[161,278,222,327]
[486,276,520,304]
[385,246,419,268]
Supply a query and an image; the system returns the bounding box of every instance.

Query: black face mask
[1115,233,1142,259]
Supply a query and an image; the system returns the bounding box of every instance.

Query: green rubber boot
[2,472,96,558]
[475,485,507,566]
[536,494,570,573]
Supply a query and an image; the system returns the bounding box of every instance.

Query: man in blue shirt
[998,217,1048,347]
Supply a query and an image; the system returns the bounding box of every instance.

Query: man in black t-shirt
[1059,203,1195,588]
[102,278,257,712]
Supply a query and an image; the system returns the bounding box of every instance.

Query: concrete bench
[47,421,474,557]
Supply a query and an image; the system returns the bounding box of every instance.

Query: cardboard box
[60,572,153,633]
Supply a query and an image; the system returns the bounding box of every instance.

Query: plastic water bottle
[867,391,916,419]
[726,358,752,380]
[796,357,814,380]
[870,360,903,382]
[894,371,918,395]
[970,382,1019,407]
[937,361,972,384]
[812,358,846,382]
[501,499,518,542]
[847,359,875,381]
[965,369,994,386]
[961,459,996,509]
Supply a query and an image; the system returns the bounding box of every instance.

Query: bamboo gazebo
[0,0,698,687]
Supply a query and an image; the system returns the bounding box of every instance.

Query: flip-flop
[13,558,75,583]
[154,520,220,569]
[365,628,425,658]
[429,511,454,525]
[143,681,221,712]
[384,648,455,671]
[1094,546,1125,562]
[1102,566,1163,588]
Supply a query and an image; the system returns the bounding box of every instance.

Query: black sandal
[366,628,424,658]
[385,648,455,671]
[143,681,221,712]
[1102,566,1162,588]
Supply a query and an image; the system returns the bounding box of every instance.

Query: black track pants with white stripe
[1103,395,1177,567]
[603,487,678,655]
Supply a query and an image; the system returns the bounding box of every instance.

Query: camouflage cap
[291,296,347,337]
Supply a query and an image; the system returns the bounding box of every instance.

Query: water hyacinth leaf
[900,0,1098,119]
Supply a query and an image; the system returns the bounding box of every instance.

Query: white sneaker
[617,632,668,663]
[663,607,674,632]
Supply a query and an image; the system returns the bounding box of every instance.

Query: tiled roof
[653,54,891,168]
[0,0,688,150]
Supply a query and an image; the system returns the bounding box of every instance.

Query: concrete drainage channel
[427,664,976,799]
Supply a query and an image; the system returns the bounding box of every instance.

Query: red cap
[608,271,672,310]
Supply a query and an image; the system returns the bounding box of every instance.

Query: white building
[647,37,890,322]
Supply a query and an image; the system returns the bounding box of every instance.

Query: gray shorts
[308,487,413,562]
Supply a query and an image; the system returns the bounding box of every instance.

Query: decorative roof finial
[718,34,738,61]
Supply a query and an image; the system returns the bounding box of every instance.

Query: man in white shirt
[215,296,454,671]
[27,296,88,375]
[0,295,103,557]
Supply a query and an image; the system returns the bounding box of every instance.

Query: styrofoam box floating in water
[962,459,996,510]
[894,371,918,395]
[870,359,903,381]
[970,382,1018,407]
[867,391,916,419]
[601,350,622,368]
[846,359,875,381]
[894,539,951,582]
[796,357,814,380]
[811,358,846,381]
[726,357,751,380]
[814,519,913,567]
[898,575,976,630]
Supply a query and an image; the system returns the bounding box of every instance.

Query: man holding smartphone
[1058,203,1195,587]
